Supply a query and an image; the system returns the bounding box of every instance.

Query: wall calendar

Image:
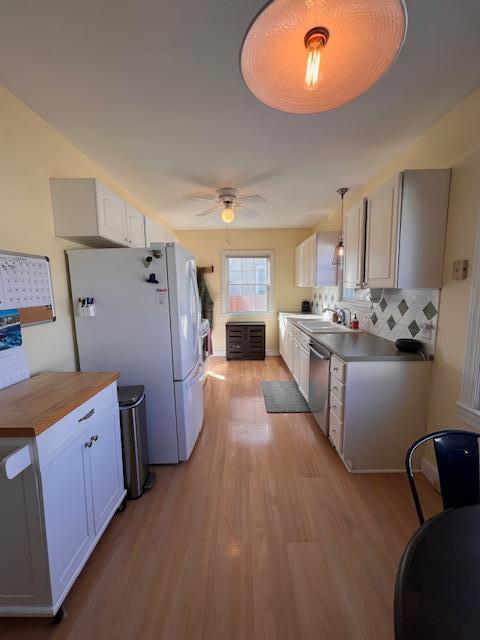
[0,251,55,325]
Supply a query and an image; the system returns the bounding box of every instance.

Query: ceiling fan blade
[190,194,217,201]
[171,170,220,189]
[196,205,221,217]
[236,205,260,218]
[235,169,282,189]
[236,194,266,203]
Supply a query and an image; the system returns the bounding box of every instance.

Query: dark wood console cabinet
[226,321,266,360]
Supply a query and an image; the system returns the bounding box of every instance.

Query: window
[222,251,273,313]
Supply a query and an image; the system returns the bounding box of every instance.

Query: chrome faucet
[338,307,351,327]
[322,307,341,324]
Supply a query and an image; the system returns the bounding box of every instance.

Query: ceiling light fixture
[304,27,329,90]
[221,205,235,224]
[332,187,348,266]
[240,0,407,114]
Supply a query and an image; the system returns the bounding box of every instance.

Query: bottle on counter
[351,313,359,330]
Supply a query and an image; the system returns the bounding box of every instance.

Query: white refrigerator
[67,244,204,464]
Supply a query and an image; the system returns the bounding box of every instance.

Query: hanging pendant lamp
[240,0,407,114]
[332,187,348,266]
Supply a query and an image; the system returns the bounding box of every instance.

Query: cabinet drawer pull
[78,408,95,422]
[91,435,99,442]
[84,440,93,448]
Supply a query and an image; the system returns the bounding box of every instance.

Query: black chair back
[406,430,480,525]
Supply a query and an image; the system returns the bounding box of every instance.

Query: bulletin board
[0,250,55,326]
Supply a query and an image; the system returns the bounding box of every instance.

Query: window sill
[457,401,480,432]
[223,311,274,316]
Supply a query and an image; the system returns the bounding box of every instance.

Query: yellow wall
[313,86,480,434]
[0,84,173,374]
[175,228,311,353]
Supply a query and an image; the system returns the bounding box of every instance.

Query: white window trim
[458,205,480,431]
[221,249,275,315]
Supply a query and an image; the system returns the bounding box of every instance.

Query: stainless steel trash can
[118,385,154,499]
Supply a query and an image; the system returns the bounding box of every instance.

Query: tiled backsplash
[311,286,440,355]
[312,286,339,314]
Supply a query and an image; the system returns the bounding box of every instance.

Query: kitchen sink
[296,319,352,333]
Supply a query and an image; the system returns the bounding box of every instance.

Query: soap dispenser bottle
[351,313,359,330]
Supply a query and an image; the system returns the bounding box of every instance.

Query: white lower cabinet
[41,430,94,604]
[280,317,310,401]
[88,404,125,532]
[0,382,125,617]
[328,356,431,472]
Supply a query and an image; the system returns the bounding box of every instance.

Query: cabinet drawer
[329,375,345,402]
[329,410,344,453]
[329,390,344,421]
[35,383,118,470]
[330,356,346,382]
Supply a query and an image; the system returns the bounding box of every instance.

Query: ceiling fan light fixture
[221,206,235,224]
[240,0,407,114]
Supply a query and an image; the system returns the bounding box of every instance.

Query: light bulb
[304,27,329,90]
[305,48,322,89]
[338,242,344,258]
[221,206,235,224]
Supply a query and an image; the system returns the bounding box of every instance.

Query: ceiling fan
[193,187,265,224]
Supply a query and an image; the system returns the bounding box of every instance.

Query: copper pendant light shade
[240,0,407,114]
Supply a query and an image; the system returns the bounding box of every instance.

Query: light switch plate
[453,259,468,280]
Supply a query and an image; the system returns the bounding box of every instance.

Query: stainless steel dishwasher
[308,341,331,436]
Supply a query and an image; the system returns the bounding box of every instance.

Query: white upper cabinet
[51,178,145,248]
[96,181,128,245]
[364,169,451,289]
[295,232,337,287]
[144,216,177,246]
[365,175,400,288]
[343,200,366,288]
[125,203,146,247]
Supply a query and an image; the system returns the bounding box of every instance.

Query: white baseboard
[421,456,440,490]
[212,350,280,357]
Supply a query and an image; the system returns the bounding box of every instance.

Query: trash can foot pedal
[143,470,156,491]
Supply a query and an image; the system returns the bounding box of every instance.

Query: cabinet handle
[332,405,337,410]
[84,440,92,448]
[78,408,95,422]
[333,367,339,372]
[91,435,99,442]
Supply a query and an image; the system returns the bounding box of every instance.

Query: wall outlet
[421,322,434,339]
[453,259,468,280]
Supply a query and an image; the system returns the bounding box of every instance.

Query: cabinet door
[278,320,285,360]
[306,234,317,287]
[297,346,310,400]
[125,204,146,247]
[294,244,303,286]
[88,404,124,534]
[285,327,293,371]
[344,201,366,288]
[41,429,94,603]
[246,325,265,359]
[227,325,245,359]
[365,176,400,288]
[96,182,128,246]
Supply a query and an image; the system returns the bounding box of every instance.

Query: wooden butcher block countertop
[0,371,120,437]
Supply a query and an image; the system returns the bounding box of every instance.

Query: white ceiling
[0,1,479,229]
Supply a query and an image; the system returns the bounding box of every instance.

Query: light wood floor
[2,357,440,640]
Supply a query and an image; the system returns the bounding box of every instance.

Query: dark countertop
[308,330,425,362]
